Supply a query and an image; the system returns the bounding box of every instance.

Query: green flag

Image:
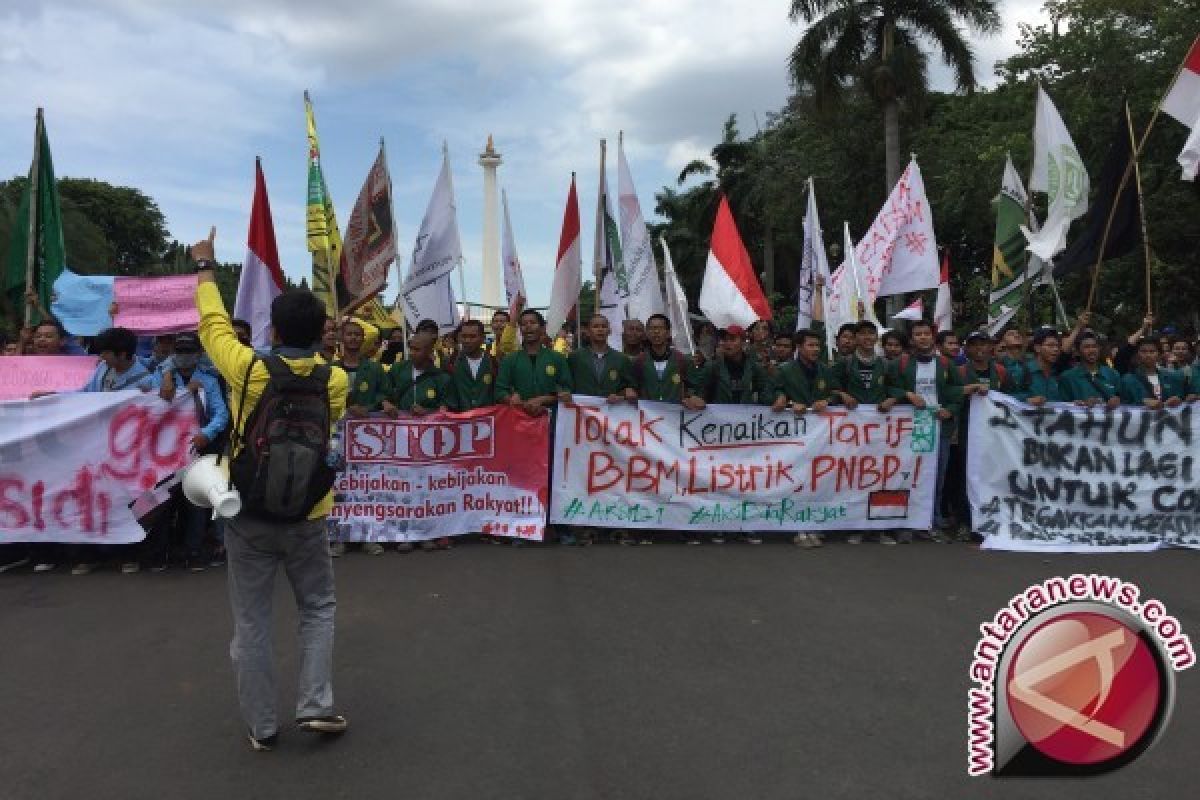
[4,109,66,324]
[987,155,1045,334]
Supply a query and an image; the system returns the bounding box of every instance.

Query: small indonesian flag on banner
[699,194,771,330]
[868,490,910,521]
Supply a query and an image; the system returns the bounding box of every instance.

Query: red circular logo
[1005,611,1162,766]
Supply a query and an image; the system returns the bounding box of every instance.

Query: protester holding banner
[1058,330,1123,408]
[834,321,894,410]
[193,228,349,751]
[1010,329,1067,405]
[693,327,771,409]
[885,320,961,542]
[1119,338,1188,408]
[833,323,857,363]
[496,309,572,417]
[446,319,498,411]
[383,332,453,416]
[567,314,637,403]
[77,327,158,394]
[950,331,1011,538]
[335,319,387,417]
[633,314,702,408]
[881,329,907,362]
[621,318,646,358]
[768,331,795,379]
[146,331,230,572]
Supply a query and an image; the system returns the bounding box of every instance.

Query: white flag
[500,189,527,316]
[616,135,666,322]
[1021,85,1090,260]
[851,158,940,300]
[1180,113,1200,180]
[660,236,695,355]
[824,223,880,359]
[401,147,462,333]
[594,142,625,348]
[795,177,829,331]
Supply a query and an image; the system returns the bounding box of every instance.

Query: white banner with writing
[967,394,1200,551]
[0,392,197,544]
[551,398,938,532]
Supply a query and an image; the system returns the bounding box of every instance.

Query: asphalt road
[1,539,1197,800]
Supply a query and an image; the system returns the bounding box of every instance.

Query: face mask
[174,353,200,370]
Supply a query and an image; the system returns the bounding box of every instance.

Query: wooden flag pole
[24,108,43,328]
[1125,105,1155,316]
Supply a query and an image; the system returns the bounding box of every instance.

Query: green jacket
[1010,362,1065,403]
[632,348,693,403]
[446,351,498,411]
[386,361,454,410]
[1119,368,1188,405]
[336,357,387,410]
[835,355,889,403]
[1058,364,1122,403]
[566,347,634,398]
[496,347,573,402]
[774,358,838,405]
[957,360,1012,392]
[886,352,963,424]
[695,355,771,405]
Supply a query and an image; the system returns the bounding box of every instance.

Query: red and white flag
[1162,35,1200,179]
[934,250,953,332]
[699,195,771,330]
[234,159,285,349]
[545,174,582,337]
[891,297,924,322]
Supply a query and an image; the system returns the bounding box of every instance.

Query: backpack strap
[225,354,259,473]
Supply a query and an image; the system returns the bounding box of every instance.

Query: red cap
[724,325,746,337]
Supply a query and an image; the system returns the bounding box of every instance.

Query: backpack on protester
[228,356,337,522]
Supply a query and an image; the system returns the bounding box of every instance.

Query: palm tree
[788,0,1001,191]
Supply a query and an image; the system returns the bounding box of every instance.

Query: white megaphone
[182,454,243,519]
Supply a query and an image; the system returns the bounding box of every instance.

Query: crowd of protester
[1,286,1197,573]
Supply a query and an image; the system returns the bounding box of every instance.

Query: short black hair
[854,320,878,335]
[935,330,958,346]
[881,330,907,349]
[1075,330,1101,350]
[1032,328,1061,346]
[910,320,935,335]
[491,309,511,322]
[773,332,793,345]
[1135,336,1159,352]
[519,309,546,327]
[231,319,251,334]
[793,329,821,348]
[270,289,327,348]
[93,327,138,358]
[460,319,485,335]
[415,318,440,335]
[34,317,67,337]
[837,323,858,339]
[646,313,671,330]
[587,312,610,325]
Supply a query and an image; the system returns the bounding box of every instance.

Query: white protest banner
[330,405,549,542]
[0,392,197,544]
[0,356,99,400]
[967,394,1200,552]
[551,399,938,532]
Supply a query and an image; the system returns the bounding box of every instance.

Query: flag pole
[24,108,43,328]
[1125,104,1154,316]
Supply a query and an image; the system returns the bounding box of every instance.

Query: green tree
[787,0,1002,191]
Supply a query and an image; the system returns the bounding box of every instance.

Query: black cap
[964,331,992,344]
[174,331,201,353]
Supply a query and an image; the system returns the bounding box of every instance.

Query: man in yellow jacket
[192,228,349,752]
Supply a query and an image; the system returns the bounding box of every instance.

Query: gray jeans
[224,514,336,739]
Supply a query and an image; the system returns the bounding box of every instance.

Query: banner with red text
[0,355,98,400]
[0,392,198,544]
[551,398,938,532]
[330,405,550,542]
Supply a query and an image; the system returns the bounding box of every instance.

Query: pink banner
[0,356,99,400]
[113,274,199,334]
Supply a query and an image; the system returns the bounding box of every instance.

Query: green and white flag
[988,155,1050,334]
[4,109,65,322]
[1021,85,1089,260]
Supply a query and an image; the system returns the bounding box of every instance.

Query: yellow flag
[305,91,343,317]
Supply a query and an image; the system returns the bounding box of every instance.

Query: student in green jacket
[1059,330,1122,408]
[692,326,771,407]
[885,319,962,543]
[1010,329,1066,405]
[771,329,839,413]
[335,319,388,416]
[835,320,894,408]
[1119,337,1188,408]
[692,325,770,545]
[634,314,705,408]
[496,309,573,415]
[567,314,637,403]
[445,319,497,411]
[382,332,453,416]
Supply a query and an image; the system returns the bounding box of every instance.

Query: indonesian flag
[1162,35,1200,179]
[699,194,771,329]
[234,159,285,349]
[934,249,953,332]
[892,298,924,321]
[545,174,582,337]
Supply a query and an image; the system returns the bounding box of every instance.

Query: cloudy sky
[0,0,1046,308]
